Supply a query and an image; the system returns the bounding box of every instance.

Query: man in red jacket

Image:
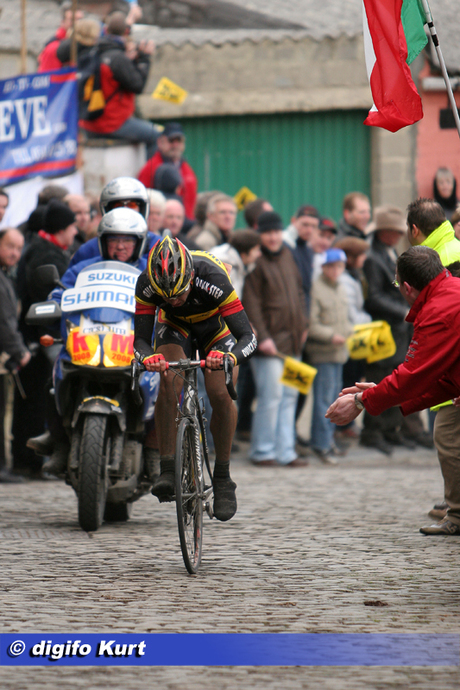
[79,12,157,157]
[138,122,198,219]
[326,246,460,535]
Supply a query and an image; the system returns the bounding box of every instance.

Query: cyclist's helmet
[100,177,150,220]
[97,208,148,262]
[147,236,193,298]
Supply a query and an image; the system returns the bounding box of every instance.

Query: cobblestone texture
[1,443,460,688]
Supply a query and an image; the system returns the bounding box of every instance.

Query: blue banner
[0,634,458,666]
[0,68,77,186]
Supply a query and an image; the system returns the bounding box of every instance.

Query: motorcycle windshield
[62,261,141,367]
[61,261,140,314]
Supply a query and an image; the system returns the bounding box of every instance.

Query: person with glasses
[138,122,198,219]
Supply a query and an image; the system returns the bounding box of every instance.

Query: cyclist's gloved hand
[143,353,167,372]
[206,350,237,370]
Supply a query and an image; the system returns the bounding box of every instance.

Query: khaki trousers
[433,405,460,526]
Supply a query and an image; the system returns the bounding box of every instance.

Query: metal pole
[70,0,77,66]
[419,0,460,139]
[20,0,27,74]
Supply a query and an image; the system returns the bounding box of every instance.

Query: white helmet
[100,177,150,220]
[97,208,148,262]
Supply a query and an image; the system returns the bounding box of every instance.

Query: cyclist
[134,236,258,521]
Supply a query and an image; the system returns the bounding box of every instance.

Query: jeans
[89,117,159,158]
[250,356,298,465]
[311,362,343,453]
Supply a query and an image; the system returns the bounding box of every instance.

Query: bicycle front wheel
[175,418,204,574]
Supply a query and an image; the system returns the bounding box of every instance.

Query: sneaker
[26,430,54,456]
[213,477,237,521]
[42,442,69,476]
[311,448,338,465]
[420,518,460,535]
[151,472,175,502]
[250,459,277,466]
[428,501,448,520]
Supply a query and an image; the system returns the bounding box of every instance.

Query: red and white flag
[363,0,427,132]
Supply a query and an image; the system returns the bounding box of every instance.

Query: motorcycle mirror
[25,300,62,326]
[32,264,66,290]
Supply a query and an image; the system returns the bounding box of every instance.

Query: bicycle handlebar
[130,354,238,404]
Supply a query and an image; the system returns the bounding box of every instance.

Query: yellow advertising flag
[279,357,317,395]
[346,320,396,363]
[152,77,188,105]
[233,186,258,210]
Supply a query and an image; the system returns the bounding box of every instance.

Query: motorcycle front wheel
[78,414,110,532]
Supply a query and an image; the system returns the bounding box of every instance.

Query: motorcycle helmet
[97,208,148,262]
[100,177,150,220]
[147,236,193,298]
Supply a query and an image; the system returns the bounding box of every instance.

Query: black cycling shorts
[153,309,236,358]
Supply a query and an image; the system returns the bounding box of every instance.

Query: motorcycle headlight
[66,327,101,366]
[102,332,134,368]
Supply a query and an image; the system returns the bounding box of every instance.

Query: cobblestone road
[1,442,460,689]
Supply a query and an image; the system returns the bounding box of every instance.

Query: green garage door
[169,110,371,225]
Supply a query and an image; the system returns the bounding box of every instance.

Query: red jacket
[37,28,66,72]
[79,36,150,135]
[138,152,198,219]
[362,270,460,416]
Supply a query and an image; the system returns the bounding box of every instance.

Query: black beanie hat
[27,205,47,234]
[257,211,284,233]
[44,200,75,235]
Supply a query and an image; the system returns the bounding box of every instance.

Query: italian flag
[363,0,427,132]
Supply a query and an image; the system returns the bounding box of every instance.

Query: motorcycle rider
[69,177,161,267]
[27,208,153,476]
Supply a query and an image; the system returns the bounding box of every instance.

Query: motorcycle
[26,260,160,532]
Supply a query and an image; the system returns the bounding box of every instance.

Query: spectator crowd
[1,1,460,537]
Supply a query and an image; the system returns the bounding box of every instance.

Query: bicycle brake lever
[223,355,238,401]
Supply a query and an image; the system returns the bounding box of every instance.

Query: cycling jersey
[134,250,257,364]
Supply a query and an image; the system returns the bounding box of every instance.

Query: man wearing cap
[242,211,308,467]
[138,123,198,219]
[306,247,353,463]
[360,205,412,455]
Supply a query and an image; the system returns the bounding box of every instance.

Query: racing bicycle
[131,353,237,574]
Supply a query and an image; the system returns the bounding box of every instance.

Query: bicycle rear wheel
[175,418,203,574]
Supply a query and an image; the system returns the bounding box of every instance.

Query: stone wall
[138,35,372,119]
